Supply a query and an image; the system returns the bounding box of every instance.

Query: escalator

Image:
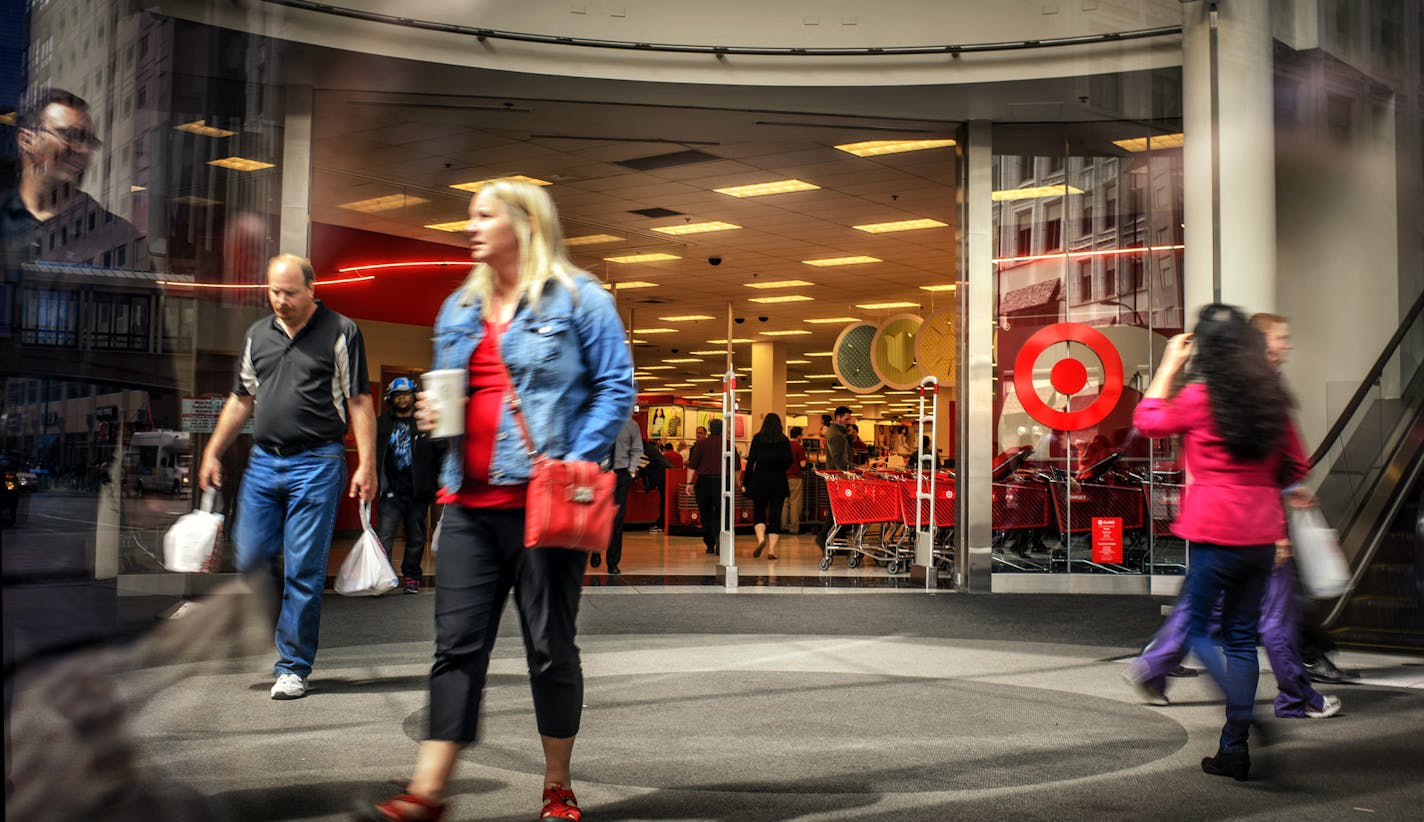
[1309,290,1424,653]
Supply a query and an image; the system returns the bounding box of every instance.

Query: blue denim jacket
[431,273,635,493]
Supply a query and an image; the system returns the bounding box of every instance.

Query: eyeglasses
[38,124,103,148]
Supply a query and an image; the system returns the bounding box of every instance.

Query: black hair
[20,87,89,130]
[833,405,852,417]
[707,418,723,436]
[758,413,787,443]
[789,426,803,438]
[1189,303,1290,461]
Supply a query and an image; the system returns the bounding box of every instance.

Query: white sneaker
[1305,694,1342,718]
[270,673,307,700]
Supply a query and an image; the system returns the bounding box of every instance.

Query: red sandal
[364,792,446,821]
[540,783,582,821]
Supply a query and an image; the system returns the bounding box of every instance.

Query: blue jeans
[1183,541,1275,753]
[235,442,347,678]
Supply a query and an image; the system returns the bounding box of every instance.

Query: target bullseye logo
[1013,322,1125,431]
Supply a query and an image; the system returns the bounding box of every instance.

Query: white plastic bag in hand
[335,501,398,597]
[163,488,224,573]
[1290,506,1350,598]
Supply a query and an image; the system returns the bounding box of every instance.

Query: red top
[663,449,685,470]
[787,440,807,478]
[1133,382,1308,546]
[438,320,526,509]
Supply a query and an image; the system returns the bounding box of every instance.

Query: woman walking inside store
[1133,304,1310,782]
[744,412,794,560]
[367,179,634,821]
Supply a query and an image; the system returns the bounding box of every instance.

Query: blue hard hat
[386,377,417,399]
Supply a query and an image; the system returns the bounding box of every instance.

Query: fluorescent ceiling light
[744,279,816,289]
[564,233,623,246]
[639,365,676,370]
[663,383,695,388]
[631,327,677,334]
[807,374,839,379]
[787,380,810,384]
[424,220,468,232]
[175,119,234,137]
[339,194,428,213]
[658,314,716,322]
[760,330,812,336]
[1112,133,1185,152]
[853,218,947,233]
[604,253,681,263]
[834,138,957,157]
[706,338,754,344]
[170,195,223,206]
[208,157,274,171]
[689,349,726,355]
[805,351,834,357]
[130,185,146,192]
[748,294,814,304]
[991,185,1085,201]
[611,280,660,288]
[805,389,836,394]
[686,378,720,383]
[450,175,552,193]
[855,301,920,309]
[785,392,810,397]
[662,357,704,363]
[802,256,881,267]
[651,221,742,235]
[804,317,860,324]
[919,284,957,292]
[714,179,820,198]
[786,359,812,365]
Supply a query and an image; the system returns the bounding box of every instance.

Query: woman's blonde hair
[456,179,584,318]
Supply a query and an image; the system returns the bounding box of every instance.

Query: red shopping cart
[818,473,900,571]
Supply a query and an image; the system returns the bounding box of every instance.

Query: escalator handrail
[1308,288,1424,468]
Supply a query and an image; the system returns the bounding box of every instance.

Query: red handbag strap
[490,326,541,461]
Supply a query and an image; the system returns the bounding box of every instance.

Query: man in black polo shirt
[198,253,376,700]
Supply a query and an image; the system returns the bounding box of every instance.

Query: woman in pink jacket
[1133,304,1309,782]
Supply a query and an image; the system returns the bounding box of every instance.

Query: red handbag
[502,361,616,552]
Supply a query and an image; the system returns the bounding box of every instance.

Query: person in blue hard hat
[376,377,443,593]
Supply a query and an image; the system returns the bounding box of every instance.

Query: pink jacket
[1133,382,1308,546]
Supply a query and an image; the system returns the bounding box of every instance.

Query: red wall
[309,223,470,326]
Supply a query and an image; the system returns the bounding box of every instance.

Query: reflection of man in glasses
[3,87,143,269]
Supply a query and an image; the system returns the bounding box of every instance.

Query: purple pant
[1128,557,1324,717]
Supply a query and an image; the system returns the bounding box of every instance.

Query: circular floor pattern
[404,670,1185,794]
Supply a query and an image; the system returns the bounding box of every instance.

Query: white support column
[1182,0,1277,315]
[279,84,314,257]
[750,341,786,427]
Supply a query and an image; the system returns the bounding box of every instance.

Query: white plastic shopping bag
[163,488,224,573]
[1290,506,1350,598]
[335,501,398,596]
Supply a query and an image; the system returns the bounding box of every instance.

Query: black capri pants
[429,505,587,742]
[750,494,786,535]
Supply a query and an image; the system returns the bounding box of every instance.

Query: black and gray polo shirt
[234,301,370,451]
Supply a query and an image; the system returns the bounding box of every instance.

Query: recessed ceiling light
[807,374,839,379]
[450,175,552,193]
[686,377,720,383]
[611,280,660,289]
[1112,133,1184,152]
[802,256,881,267]
[713,179,820,198]
[425,220,468,232]
[834,138,957,157]
[658,314,716,322]
[786,359,812,365]
[852,218,947,233]
[564,233,624,246]
[805,351,834,357]
[639,365,676,370]
[785,392,810,397]
[175,119,234,137]
[339,194,429,213]
[650,221,742,235]
[804,389,836,394]
[760,329,812,336]
[663,357,703,363]
[631,327,677,334]
[689,349,726,355]
[748,295,814,304]
[804,317,860,324]
[744,279,815,289]
[604,253,681,263]
[855,301,920,310]
[207,157,274,171]
[706,338,755,344]
[919,284,957,292]
[991,185,1086,201]
[663,383,696,388]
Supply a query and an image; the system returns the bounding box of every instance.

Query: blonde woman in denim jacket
[369,180,634,822]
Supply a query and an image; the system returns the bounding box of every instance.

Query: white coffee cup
[421,369,467,439]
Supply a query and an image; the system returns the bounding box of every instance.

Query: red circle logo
[1013,322,1124,431]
